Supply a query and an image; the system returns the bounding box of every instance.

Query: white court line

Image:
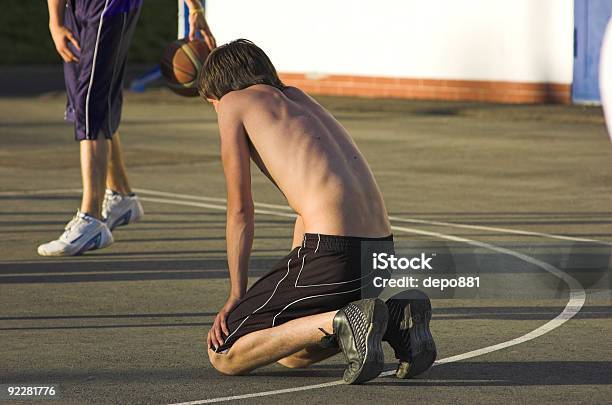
[3,187,609,246]
[135,188,294,212]
[388,216,612,246]
[139,196,297,219]
[1,188,587,403]
[132,188,610,246]
[0,189,82,196]
[133,196,585,405]
[0,270,213,278]
[388,225,585,368]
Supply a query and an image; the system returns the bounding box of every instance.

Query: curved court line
[0,188,587,403]
[131,196,585,405]
[388,225,586,367]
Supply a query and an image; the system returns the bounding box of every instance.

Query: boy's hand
[49,24,80,63]
[207,295,241,351]
[189,11,217,50]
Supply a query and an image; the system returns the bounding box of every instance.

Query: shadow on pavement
[375,361,612,386]
[0,257,283,283]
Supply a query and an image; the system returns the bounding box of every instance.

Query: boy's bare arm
[208,100,255,350]
[220,101,254,300]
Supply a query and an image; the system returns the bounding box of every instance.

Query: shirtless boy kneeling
[198,39,436,383]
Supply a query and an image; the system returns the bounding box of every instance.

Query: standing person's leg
[38,1,142,256]
[38,0,113,257]
[37,134,114,256]
[102,130,144,230]
[78,2,145,231]
[106,132,132,195]
[99,5,144,231]
[80,137,110,219]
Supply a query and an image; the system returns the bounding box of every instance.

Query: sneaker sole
[395,291,437,379]
[344,299,388,385]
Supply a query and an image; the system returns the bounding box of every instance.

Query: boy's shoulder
[222,84,305,101]
[218,88,250,105]
[218,86,263,109]
[218,85,282,109]
[217,86,272,121]
[218,85,314,116]
[217,88,252,118]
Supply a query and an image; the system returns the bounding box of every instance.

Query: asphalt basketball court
[0,81,611,403]
[3,1,612,403]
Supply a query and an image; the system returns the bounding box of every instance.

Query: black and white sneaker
[384,290,436,378]
[331,298,388,384]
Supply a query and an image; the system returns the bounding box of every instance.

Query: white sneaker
[102,189,144,230]
[38,211,114,256]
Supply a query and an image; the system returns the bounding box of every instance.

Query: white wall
[207,0,574,84]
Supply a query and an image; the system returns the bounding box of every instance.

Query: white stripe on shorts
[85,0,111,138]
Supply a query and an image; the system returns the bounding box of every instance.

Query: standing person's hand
[189,8,217,50]
[49,24,80,63]
[207,295,241,351]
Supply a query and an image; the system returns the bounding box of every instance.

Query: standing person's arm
[47,0,80,62]
[207,100,254,351]
[185,0,217,49]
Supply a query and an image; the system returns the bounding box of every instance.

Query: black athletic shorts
[217,233,394,352]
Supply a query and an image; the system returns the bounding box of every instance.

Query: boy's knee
[208,349,249,376]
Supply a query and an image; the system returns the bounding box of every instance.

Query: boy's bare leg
[277,345,340,369]
[106,132,132,195]
[208,310,338,375]
[79,137,110,219]
[38,136,115,256]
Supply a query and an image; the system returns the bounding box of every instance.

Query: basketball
[161,39,210,97]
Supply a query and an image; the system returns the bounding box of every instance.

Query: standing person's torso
[232,84,391,238]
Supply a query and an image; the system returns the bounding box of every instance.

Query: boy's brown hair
[198,39,285,100]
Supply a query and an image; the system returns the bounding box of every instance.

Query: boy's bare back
[217,84,391,238]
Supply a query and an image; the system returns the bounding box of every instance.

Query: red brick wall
[279,73,571,104]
